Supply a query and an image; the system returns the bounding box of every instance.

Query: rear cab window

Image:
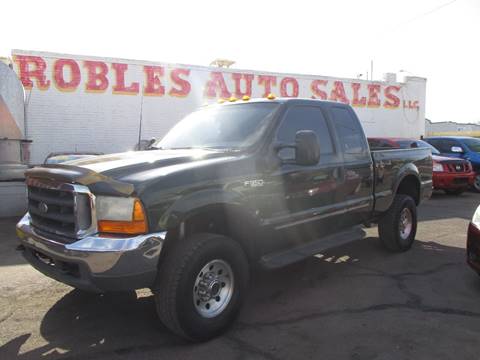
[330,106,369,162]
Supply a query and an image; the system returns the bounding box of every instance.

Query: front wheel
[378,194,417,252]
[154,233,249,341]
[473,175,480,192]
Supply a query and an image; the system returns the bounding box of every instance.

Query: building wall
[12,50,427,164]
[425,119,480,136]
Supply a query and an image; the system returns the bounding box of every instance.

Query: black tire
[444,188,465,196]
[378,194,417,252]
[473,175,480,193]
[154,233,249,341]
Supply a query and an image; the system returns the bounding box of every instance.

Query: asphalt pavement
[1,192,480,359]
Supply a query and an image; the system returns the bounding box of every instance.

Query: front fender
[155,188,245,230]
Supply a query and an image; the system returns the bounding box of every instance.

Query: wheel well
[161,205,258,262]
[396,175,420,205]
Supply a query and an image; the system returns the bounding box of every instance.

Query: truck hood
[432,154,467,163]
[26,149,238,196]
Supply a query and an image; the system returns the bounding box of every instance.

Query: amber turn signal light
[98,199,148,235]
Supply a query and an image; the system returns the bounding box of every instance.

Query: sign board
[11,50,426,164]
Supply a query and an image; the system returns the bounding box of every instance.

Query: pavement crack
[237,302,480,329]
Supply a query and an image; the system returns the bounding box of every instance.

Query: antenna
[137,79,145,150]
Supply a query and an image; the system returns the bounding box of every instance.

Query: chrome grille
[26,178,96,241]
[444,161,469,173]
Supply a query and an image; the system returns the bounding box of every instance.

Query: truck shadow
[2,235,479,359]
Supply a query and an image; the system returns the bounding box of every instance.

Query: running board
[260,226,366,269]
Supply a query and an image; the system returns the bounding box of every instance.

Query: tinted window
[462,138,480,152]
[426,139,460,153]
[331,106,368,161]
[276,106,334,162]
[416,140,440,154]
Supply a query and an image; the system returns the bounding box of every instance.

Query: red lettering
[169,68,191,97]
[84,61,109,92]
[13,55,50,90]
[205,72,231,98]
[329,81,349,104]
[367,84,381,107]
[384,85,401,108]
[53,59,80,92]
[232,73,253,97]
[280,77,299,97]
[143,66,165,96]
[351,83,366,107]
[310,80,328,100]
[111,63,139,95]
[258,75,277,97]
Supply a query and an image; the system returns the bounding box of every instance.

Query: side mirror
[147,137,157,149]
[451,146,463,153]
[295,130,320,166]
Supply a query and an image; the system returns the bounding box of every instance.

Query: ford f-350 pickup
[16,98,432,341]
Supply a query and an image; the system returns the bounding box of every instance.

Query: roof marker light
[228,96,237,102]
[242,95,250,101]
[267,93,276,100]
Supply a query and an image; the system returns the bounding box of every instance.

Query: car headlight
[472,205,480,229]
[96,196,148,235]
[432,161,444,172]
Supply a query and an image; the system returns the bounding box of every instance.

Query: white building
[11,50,427,164]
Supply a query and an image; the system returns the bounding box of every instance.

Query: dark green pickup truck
[16,98,432,341]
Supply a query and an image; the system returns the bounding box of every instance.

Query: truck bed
[371,147,433,214]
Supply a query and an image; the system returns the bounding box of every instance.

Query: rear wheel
[378,194,417,252]
[154,233,249,341]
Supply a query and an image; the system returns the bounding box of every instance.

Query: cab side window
[330,106,369,162]
[429,139,461,153]
[276,105,334,164]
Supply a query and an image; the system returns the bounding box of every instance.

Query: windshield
[154,103,280,150]
[396,139,440,154]
[463,138,480,152]
[417,140,440,154]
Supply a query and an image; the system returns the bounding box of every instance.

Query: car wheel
[473,175,480,192]
[444,189,465,195]
[154,233,249,342]
[378,194,417,252]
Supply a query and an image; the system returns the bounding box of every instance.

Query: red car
[368,137,475,195]
[467,207,480,274]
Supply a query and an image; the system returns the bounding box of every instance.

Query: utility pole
[370,60,374,81]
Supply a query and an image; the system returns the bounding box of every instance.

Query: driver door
[259,104,344,251]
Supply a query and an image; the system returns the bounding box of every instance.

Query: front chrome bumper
[16,213,166,292]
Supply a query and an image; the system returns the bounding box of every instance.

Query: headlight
[432,161,444,172]
[96,196,148,235]
[472,205,480,229]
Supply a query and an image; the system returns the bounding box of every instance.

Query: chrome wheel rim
[193,259,234,318]
[399,207,413,240]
